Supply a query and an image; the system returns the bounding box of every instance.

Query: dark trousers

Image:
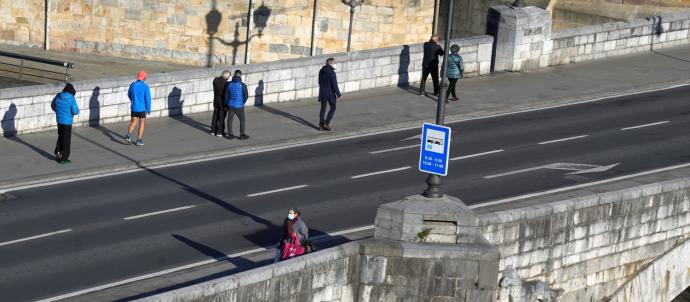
[319,99,337,126]
[420,64,440,95]
[227,107,246,135]
[446,78,459,99]
[211,104,226,135]
[55,124,72,161]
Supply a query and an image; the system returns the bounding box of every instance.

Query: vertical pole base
[422,174,443,198]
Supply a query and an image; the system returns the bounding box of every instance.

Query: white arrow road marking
[484,162,620,179]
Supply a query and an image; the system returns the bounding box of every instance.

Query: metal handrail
[0,50,75,82]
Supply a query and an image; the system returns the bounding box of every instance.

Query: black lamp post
[423,0,454,198]
[343,0,366,52]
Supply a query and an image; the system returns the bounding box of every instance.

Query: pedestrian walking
[211,70,230,137]
[51,83,79,164]
[225,70,249,140]
[276,208,309,262]
[445,44,464,103]
[420,34,444,96]
[125,70,152,146]
[318,57,342,131]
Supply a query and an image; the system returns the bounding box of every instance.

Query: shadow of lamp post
[245,2,271,64]
[205,3,222,67]
[342,0,366,52]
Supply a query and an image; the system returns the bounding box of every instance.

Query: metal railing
[0,50,75,82]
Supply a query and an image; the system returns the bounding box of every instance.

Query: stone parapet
[0,36,494,136]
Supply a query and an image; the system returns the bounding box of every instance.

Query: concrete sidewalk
[3,45,690,189]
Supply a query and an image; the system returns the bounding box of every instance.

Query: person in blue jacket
[125,70,152,146]
[225,70,249,140]
[51,83,79,164]
[318,58,342,131]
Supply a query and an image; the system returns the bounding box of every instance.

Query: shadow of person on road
[2,103,54,160]
[89,87,101,127]
[254,79,320,130]
[167,86,210,134]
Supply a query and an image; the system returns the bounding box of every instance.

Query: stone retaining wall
[480,178,690,301]
[0,36,493,136]
[550,11,690,65]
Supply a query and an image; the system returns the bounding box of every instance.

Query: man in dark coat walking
[318,57,342,131]
[420,34,444,96]
[211,70,230,136]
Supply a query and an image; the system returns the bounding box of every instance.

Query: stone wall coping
[0,36,493,100]
[551,11,690,40]
[478,176,690,225]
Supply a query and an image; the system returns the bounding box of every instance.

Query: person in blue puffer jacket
[225,70,249,140]
[51,83,79,164]
[125,70,152,146]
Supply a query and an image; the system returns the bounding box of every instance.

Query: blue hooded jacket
[226,76,248,109]
[127,80,152,113]
[52,92,79,125]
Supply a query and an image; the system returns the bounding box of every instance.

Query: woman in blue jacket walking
[51,83,79,164]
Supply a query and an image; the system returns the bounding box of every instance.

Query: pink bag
[280,232,304,261]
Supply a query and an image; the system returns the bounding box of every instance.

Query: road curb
[2,78,689,192]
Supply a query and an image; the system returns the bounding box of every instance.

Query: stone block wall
[139,239,499,302]
[550,11,690,65]
[479,178,690,301]
[0,0,44,48]
[0,36,493,136]
[0,0,435,66]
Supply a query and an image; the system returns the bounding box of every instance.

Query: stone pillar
[487,6,552,72]
[358,194,500,301]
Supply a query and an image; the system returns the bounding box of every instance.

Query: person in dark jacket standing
[51,83,79,164]
[318,57,342,131]
[125,70,151,146]
[225,70,249,140]
[211,70,231,137]
[420,34,444,96]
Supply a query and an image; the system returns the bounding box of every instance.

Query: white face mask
[287,213,295,220]
[331,64,337,69]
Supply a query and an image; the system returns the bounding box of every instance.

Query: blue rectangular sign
[419,123,452,176]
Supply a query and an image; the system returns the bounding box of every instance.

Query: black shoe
[239,134,249,140]
[322,124,332,131]
[227,134,235,140]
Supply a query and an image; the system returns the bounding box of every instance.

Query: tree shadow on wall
[205,1,272,67]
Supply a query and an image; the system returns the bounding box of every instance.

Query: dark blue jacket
[127,80,152,113]
[318,65,341,103]
[51,92,79,125]
[225,76,248,109]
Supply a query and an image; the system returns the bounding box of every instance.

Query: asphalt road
[2,85,690,301]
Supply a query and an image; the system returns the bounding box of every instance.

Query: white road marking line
[370,145,418,154]
[0,229,72,247]
[35,225,375,302]
[4,82,689,194]
[621,121,670,131]
[247,185,308,197]
[450,149,504,161]
[470,162,690,209]
[538,135,588,145]
[123,205,196,221]
[351,166,411,179]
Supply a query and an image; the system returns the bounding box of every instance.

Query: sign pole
[423,0,454,198]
